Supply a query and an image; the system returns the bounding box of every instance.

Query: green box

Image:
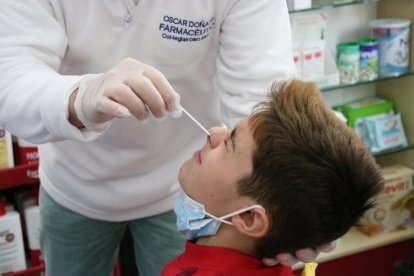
[333,97,394,129]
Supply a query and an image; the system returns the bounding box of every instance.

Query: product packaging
[337,42,360,84]
[333,97,394,138]
[293,50,303,77]
[362,113,408,153]
[24,191,42,266]
[301,47,325,79]
[0,199,27,274]
[358,39,379,81]
[370,19,411,77]
[17,138,38,165]
[13,188,42,266]
[0,128,14,169]
[290,12,339,88]
[286,0,312,11]
[358,165,414,236]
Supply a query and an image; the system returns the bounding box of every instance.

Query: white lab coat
[0,0,295,221]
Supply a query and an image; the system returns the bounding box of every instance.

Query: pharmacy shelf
[294,227,414,270]
[289,0,380,14]
[0,162,39,190]
[373,143,414,157]
[320,70,414,92]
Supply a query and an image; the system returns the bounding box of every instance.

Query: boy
[162,80,384,275]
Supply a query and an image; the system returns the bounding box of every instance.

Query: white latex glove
[262,240,338,267]
[72,58,182,131]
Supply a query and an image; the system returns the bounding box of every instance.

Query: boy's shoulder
[162,241,293,276]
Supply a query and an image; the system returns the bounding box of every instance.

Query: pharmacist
[0,1,335,275]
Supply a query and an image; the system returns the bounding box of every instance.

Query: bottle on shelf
[0,128,14,169]
[24,190,42,266]
[0,198,27,274]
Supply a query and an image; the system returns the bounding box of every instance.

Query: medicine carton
[358,165,414,236]
[0,128,14,169]
[17,138,38,165]
[293,50,303,77]
[301,46,325,79]
[25,203,41,266]
[0,200,27,274]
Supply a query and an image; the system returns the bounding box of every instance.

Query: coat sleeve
[215,0,296,128]
[0,1,98,144]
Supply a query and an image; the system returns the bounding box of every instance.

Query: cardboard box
[359,165,414,236]
[302,46,325,79]
[293,50,303,77]
[0,128,14,169]
[17,138,38,165]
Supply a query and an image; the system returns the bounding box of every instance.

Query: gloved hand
[70,58,181,131]
[262,240,338,267]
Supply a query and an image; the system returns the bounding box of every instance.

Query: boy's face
[178,117,256,216]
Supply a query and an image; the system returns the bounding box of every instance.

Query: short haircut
[238,80,384,258]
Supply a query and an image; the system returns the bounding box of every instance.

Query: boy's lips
[193,149,202,164]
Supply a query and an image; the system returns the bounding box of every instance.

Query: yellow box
[0,128,14,169]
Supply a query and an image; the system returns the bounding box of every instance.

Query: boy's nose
[208,127,229,149]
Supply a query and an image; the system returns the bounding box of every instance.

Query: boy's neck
[195,225,258,258]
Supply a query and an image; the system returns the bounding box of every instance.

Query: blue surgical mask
[174,189,263,240]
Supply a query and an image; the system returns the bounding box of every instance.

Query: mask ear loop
[204,205,264,225]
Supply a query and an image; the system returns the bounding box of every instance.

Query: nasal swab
[181,107,210,136]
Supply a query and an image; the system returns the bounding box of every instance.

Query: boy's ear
[231,207,269,238]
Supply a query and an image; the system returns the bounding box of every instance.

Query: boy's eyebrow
[230,127,237,152]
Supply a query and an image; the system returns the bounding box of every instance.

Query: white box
[302,46,325,79]
[25,205,42,266]
[287,0,312,11]
[0,205,27,273]
[293,50,303,77]
[290,12,327,49]
[17,138,38,165]
[303,46,340,89]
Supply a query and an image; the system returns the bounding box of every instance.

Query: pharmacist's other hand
[262,240,338,267]
[69,58,181,129]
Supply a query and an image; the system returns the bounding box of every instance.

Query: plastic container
[0,200,27,274]
[337,42,360,84]
[370,19,411,77]
[24,191,42,266]
[358,39,379,81]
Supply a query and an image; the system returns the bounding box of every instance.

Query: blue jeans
[39,187,185,276]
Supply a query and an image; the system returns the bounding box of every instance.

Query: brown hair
[238,80,384,258]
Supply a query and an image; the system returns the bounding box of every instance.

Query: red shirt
[162,241,293,276]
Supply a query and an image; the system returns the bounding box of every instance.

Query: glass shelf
[289,0,381,13]
[320,70,414,92]
[372,143,414,157]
